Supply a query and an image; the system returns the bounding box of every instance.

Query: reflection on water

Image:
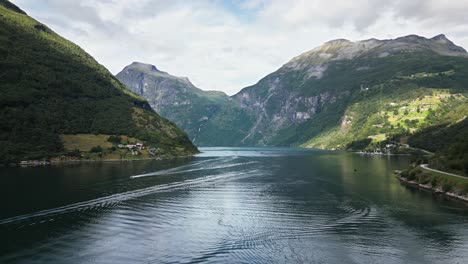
[1,147,468,263]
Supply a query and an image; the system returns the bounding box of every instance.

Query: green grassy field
[385,90,460,130]
[60,134,160,161]
[61,134,114,151]
[302,86,467,151]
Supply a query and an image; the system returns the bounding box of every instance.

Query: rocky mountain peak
[394,34,427,42]
[117,62,205,109]
[431,34,449,42]
[124,62,197,85]
[286,34,467,70]
[322,39,352,46]
[390,34,467,55]
[286,38,381,69]
[430,34,465,51]
[128,62,161,73]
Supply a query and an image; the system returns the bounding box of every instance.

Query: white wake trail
[0,169,261,225]
[130,161,258,179]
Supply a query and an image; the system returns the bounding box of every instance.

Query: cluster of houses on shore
[356,143,398,155]
[20,160,50,167]
[118,142,145,150]
[117,143,145,156]
[117,142,162,156]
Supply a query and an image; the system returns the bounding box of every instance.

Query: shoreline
[354,151,413,156]
[396,173,468,204]
[12,154,197,167]
[353,151,428,157]
[51,155,196,164]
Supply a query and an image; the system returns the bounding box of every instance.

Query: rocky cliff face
[117,34,468,148]
[232,75,347,145]
[117,63,253,146]
[117,62,205,112]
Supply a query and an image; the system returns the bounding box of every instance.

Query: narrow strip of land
[420,164,467,180]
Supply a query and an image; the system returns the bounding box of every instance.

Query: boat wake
[130,158,258,179]
[0,168,261,226]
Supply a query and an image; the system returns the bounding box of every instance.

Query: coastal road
[420,164,468,180]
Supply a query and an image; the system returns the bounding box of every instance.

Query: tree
[90,146,103,153]
[107,135,122,144]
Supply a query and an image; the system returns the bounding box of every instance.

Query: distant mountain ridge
[117,35,468,158]
[0,0,197,162]
[289,34,466,63]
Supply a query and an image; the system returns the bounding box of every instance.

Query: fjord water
[1,148,468,263]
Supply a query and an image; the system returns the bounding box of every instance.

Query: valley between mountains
[116,34,468,176]
[3,0,468,261]
[0,0,466,178]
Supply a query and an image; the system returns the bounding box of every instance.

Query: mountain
[0,0,197,162]
[232,34,468,147]
[118,34,468,151]
[117,62,254,146]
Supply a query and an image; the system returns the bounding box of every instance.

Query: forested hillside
[0,0,197,162]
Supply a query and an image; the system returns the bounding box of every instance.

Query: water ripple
[0,169,262,226]
[2,148,468,264]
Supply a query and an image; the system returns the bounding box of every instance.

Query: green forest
[0,1,197,163]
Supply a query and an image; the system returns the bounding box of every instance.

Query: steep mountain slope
[233,34,468,147]
[117,62,254,146]
[0,0,197,162]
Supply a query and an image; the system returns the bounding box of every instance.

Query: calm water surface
[1,147,468,263]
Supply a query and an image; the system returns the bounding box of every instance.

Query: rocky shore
[396,172,468,204]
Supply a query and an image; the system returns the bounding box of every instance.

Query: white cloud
[11,0,468,95]
[240,0,267,10]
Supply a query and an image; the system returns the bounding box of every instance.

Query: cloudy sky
[12,0,468,95]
